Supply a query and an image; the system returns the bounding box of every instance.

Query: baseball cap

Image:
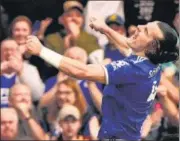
[105,14,124,26]
[57,104,81,121]
[63,1,83,13]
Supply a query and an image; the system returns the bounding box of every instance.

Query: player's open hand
[89,17,107,34]
[26,35,42,56]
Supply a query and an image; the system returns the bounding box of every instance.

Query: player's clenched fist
[89,17,108,34]
[26,36,42,55]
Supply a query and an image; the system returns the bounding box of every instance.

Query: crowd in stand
[0,0,179,141]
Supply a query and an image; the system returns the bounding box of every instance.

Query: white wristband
[39,46,63,68]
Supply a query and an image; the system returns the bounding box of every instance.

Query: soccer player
[26,18,179,140]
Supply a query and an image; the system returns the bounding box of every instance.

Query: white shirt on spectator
[84,1,125,48]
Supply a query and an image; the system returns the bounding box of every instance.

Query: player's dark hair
[145,21,179,64]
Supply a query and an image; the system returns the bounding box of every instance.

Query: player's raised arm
[26,36,107,84]
[89,17,132,57]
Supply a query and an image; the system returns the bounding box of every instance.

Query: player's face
[127,22,163,53]
[1,40,18,61]
[12,21,31,45]
[1,111,18,140]
[55,83,76,108]
[59,119,81,139]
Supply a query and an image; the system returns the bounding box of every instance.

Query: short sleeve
[102,60,141,85]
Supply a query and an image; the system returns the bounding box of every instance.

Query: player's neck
[134,51,146,58]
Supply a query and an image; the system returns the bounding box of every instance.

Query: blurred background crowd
[0,0,179,141]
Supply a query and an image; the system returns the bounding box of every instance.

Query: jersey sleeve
[102,60,143,85]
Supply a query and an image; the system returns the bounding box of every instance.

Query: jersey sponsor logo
[111,60,129,71]
[148,65,160,78]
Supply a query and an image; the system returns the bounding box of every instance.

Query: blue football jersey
[0,74,16,108]
[98,55,161,140]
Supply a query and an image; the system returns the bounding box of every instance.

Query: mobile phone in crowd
[32,20,41,35]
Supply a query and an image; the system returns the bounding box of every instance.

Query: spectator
[156,85,179,141]
[8,84,49,140]
[105,14,127,61]
[39,46,101,139]
[56,104,93,140]
[141,100,163,140]
[1,0,66,34]
[45,0,100,55]
[0,39,43,107]
[35,17,53,41]
[9,15,58,81]
[9,83,44,140]
[41,47,102,137]
[40,78,100,139]
[10,101,93,140]
[1,108,19,140]
[157,86,179,126]
[142,73,179,141]
[47,78,87,121]
[43,46,102,111]
[41,47,88,103]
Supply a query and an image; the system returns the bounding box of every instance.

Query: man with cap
[56,104,93,140]
[104,14,127,61]
[45,0,100,55]
[12,99,93,140]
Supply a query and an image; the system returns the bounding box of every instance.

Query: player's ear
[145,40,158,55]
